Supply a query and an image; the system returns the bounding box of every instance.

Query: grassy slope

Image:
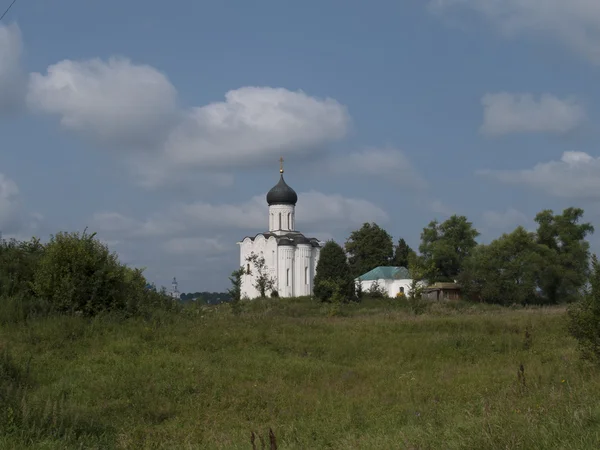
[1,298,599,449]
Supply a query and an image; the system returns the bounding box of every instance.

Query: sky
[1,0,600,293]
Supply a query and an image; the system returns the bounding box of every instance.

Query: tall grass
[1,297,599,449]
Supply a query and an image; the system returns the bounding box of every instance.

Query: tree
[534,208,594,304]
[313,240,354,302]
[459,226,549,305]
[227,267,246,303]
[31,229,170,316]
[246,253,277,298]
[392,238,415,268]
[419,215,479,282]
[345,222,394,278]
[568,254,600,362]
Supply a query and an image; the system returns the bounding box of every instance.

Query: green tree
[459,226,549,305]
[392,238,415,268]
[345,222,394,278]
[246,253,276,298]
[314,240,354,302]
[31,229,168,316]
[568,254,600,362]
[419,215,480,282]
[535,207,594,304]
[227,267,246,303]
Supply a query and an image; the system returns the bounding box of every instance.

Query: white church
[237,160,323,299]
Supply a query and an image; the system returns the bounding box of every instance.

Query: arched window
[286,268,290,286]
[305,266,308,284]
[279,213,282,230]
[400,287,404,294]
[272,250,275,265]
[287,212,291,230]
[247,263,250,274]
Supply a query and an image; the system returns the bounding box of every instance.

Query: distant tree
[345,222,394,278]
[313,240,355,302]
[534,208,594,303]
[246,253,277,298]
[419,215,480,282]
[392,238,416,268]
[459,226,550,305]
[227,267,246,303]
[568,254,600,362]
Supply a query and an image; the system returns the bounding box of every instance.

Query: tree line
[311,207,594,305]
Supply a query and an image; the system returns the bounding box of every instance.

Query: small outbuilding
[356,266,419,298]
[423,282,462,301]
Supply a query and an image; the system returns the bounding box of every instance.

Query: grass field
[1,297,599,449]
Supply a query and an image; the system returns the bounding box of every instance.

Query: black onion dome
[266,174,298,205]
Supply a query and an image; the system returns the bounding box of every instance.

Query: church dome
[266,174,298,205]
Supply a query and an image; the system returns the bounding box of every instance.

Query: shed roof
[357,266,411,281]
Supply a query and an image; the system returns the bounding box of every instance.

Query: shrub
[568,254,600,362]
[31,229,172,317]
[313,241,354,302]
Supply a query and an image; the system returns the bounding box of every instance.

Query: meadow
[1,297,599,449]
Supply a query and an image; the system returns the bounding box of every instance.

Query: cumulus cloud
[428,0,600,64]
[25,54,351,187]
[27,57,179,147]
[324,148,427,188]
[164,87,350,167]
[478,151,600,199]
[92,190,389,240]
[0,173,42,235]
[480,93,585,136]
[0,23,26,114]
[482,208,529,230]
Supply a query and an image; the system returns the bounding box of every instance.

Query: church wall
[294,244,312,297]
[239,235,278,299]
[268,204,295,233]
[278,245,295,297]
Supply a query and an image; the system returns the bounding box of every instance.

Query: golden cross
[279,156,284,173]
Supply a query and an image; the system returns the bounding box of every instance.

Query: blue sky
[1,0,600,292]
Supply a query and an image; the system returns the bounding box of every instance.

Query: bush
[568,254,600,362]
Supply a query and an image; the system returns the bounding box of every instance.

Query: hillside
[1,297,599,449]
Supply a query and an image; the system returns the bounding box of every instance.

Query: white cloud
[0,173,42,235]
[27,57,179,147]
[0,173,20,230]
[482,208,529,229]
[325,148,427,188]
[479,151,600,199]
[480,93,585,136]
[0,23,25,114]
[26,54,351,187]
[91,191,388,240]
[164,87,350,168]
[428,0,600,64]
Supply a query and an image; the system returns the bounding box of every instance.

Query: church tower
[266,157,298,234]
[237,159,323,299]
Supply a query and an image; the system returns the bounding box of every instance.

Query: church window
[286,268,290,286]
[279,213,282,230]
[287,212,291,230]
[272,250,275,265]
[246,263,250,274]
[400,287,404,294]
[305,266,308,284]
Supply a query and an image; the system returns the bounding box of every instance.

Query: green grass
[1,297,599,449]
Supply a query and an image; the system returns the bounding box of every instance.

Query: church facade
[237,161,323,299]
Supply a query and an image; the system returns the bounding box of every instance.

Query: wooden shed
[423,282,462,301]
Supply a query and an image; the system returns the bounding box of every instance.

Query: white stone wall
[294,244,313,297]
[358,278,425,298]
[239,235,278,299]
[278,245,295,297]
[268,204,295,233]
[237,234,322,299]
